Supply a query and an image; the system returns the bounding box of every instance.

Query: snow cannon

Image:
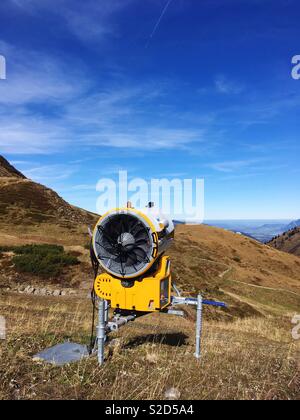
[92,203,174,312]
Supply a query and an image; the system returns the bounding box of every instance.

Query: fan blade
[130,223,144,236]
[135,238,149,246]
[125,252,138,267]
[119,253,126,277]
[107,219,121,242]
[97,225,116,247]
[132,246,148,260]
[96,241,118,257]
[127,219,138,233]
[116,216,125,235]
[134,230,148,240]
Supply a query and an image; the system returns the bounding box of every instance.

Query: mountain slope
[267,227,300,257]
[0,177,97,226]
[0,156,26,179]
[0,156,98,244]
[170,224,300,317]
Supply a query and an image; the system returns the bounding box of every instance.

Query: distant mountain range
[285,219,300,230]
[205,219,300,243]
[176,219,300,243]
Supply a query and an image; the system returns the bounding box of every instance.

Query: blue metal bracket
[203,299,227,308]
[170,294,227,360]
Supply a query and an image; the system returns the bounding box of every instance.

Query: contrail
[149,0,173,39]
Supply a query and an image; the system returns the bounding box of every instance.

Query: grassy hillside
[170,225,300,318]
[0,156,26,179]
[0,155,98,245]
[268,227,300,257]
[0,177,98,228]
[2,224,300,317]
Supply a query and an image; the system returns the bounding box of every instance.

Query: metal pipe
[107,314,136,332]
[104,300,109,322]
[97,299,106,365]
[172,282,181,297]
[195,294,203,360]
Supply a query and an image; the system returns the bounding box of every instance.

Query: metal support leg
[195,294,203,360]
[104,300,109,322]
[97,299,106,366]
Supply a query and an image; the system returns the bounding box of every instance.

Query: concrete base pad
[33,342,90,366]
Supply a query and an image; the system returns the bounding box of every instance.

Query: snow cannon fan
[92,203,175,312]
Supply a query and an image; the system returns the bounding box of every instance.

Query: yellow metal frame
[93,207,157,239]
[94,256,172,312]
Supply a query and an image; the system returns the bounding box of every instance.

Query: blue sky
[0,0,300,219]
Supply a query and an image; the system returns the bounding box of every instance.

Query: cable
[88,239,99,355]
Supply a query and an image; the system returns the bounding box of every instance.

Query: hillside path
[227,279,300,299]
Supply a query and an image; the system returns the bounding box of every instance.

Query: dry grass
[0,224,300,400]
[0,293,299,400]
[171,225,300,295]
[0,177,98,228]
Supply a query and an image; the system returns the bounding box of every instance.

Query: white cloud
[7,0,134,43]
[0,117,71,154]
[215,75,244,95]
[22,164,77,182]
[208,158,265,173]
[0,41,87,105]
[68,184,97,191]
[83,127,204,150]
[0,45,206,155]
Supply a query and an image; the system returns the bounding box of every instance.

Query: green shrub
[0,246,13,252]
[0,245,14,259]
[12,244,79,278]
[12,244,64,255]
